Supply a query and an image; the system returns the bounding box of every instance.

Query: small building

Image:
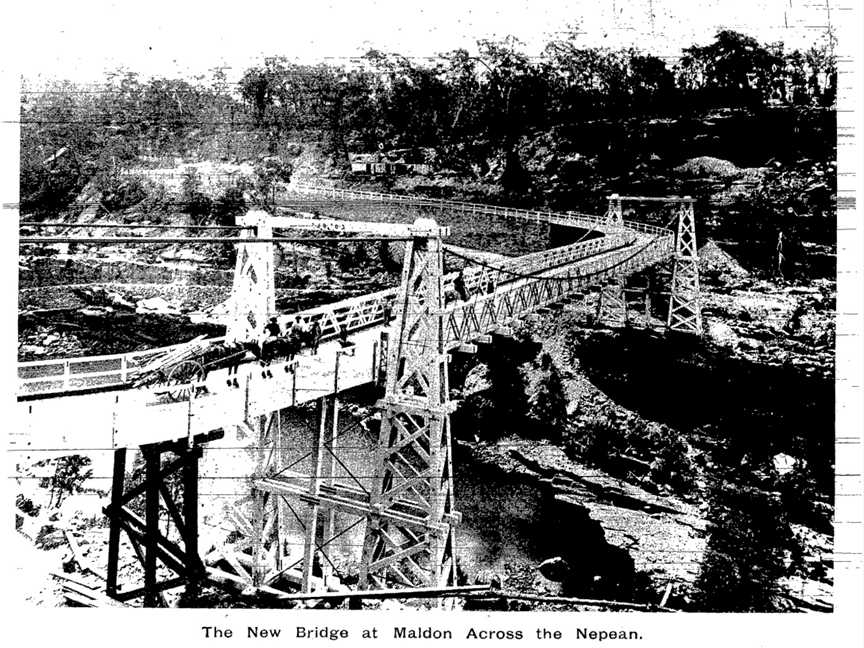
[347,150,431,176]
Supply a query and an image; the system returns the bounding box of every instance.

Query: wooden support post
[143,447,161,607]
[644,279,652,328]
[273,410,288,574]
[322,395,338,584]
[106,448,127,599]
[377,331,389,388]
[183,446,201,600]
[301,399,326,592]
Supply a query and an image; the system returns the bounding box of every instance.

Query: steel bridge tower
[359,218,459,589]
[667,199,703,334]
[596,194,628,328]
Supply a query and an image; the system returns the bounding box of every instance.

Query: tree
[565,413,627,468]
[693,480,795,611]
[679,30,784,107]
[474,37,546,192]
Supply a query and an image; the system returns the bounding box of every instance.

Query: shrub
[179,167,212,218]
[211,186,247,226]
[774,461,831,532]
[94,171,146,211]
[248,157,293,208]
[566,415,626,468]
[36,455,93,509]
[336,242,372,273]
[647,426,697,492]
[692,480,796,611]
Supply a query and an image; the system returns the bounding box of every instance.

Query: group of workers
[263,315,324,352]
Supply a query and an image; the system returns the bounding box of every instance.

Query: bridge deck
[15,198,674,452]
[14,326,381,453]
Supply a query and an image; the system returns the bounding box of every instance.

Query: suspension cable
[19,236,413,244]
[20,222,253,230]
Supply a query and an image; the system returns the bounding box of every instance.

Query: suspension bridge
[14,187,702,606]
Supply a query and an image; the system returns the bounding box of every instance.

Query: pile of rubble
[698,239,749,283]
[18,326,88,361]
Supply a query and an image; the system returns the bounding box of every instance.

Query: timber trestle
[104,430,222,606]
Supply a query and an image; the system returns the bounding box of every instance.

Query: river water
[248,402,548,584]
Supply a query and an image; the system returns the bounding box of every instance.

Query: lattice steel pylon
[359,217,460,590]
[226,210,275,343]
[606,193,623,227]
[666,199,703,334]
[595,194,628,327]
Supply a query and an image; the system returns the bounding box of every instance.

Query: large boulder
[537,556,571,582]
[462,364,492,396]
[136,296,180,315]
[674,156,740,179]
[705,320,739,348]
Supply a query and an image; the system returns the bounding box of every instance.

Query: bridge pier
[359,219,459,590]
[595,277,628,328]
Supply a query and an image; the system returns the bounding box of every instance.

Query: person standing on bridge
[453,270,469,302]
[337,325,354,349]
[264,316,282,339]
[484,276,495,296]
[309,319,322,355]
[290,315,307,341]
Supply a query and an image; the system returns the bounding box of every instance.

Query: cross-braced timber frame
[359,221,459,589]
[104,430,222,605]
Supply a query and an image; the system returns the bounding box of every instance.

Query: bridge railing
[285,183,620,234]
[448,231,637,296]
[17,343,203,396]
[443,233,675,345]
[280,287,398,343]
[17,288,403,397]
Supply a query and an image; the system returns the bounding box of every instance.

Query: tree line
[21,29,836,214]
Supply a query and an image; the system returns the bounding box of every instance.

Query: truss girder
[443,233,674,346]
